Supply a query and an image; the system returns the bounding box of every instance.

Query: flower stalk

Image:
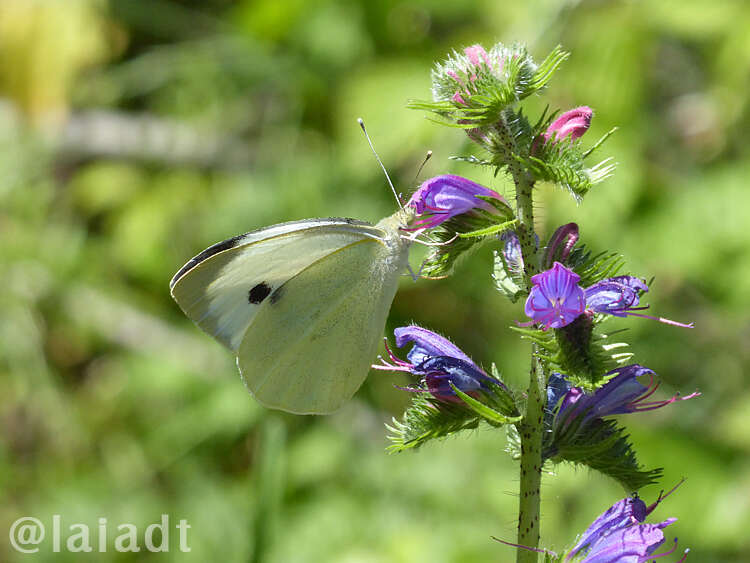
[493,105,546,562]
[399,40,695,561]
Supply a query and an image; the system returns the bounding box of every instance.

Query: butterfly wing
[170,218,387,352]
[236,222,409,414]
[171,214,411,414]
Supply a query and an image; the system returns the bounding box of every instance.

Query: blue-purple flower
[373,325,505,403]
[406,174,509,231]
[494,486,688,561]
[524,262,694,330]
[548,365,699,433]
[545,106,594,144]
[542,223,580,269]
[524,262,587,329]
[565,490,689,562]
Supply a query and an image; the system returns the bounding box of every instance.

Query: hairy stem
[495,110,544,562]
[517,351,544,563]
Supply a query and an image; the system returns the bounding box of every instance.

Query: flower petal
[394,325,475,367]
[545,106,593,143]
[407,175,508,229]
[415,356,499,402]
[525,262,586,329]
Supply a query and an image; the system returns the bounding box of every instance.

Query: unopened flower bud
[544,106,593,143]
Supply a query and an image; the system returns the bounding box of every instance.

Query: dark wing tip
[170,234,245,289]
[169,217,374,290]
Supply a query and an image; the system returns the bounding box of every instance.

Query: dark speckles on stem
[248,282,272,304]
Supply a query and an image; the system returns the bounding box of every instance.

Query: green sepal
[582,126,618,159]
[411,44,568,127]
[515,151,615,202]
[458,218,518,239]
[418,214,516,278]
[386,395,481,452]
[387,365,520,451]
[510,322,633,390]
[492,247,526,303]
[505,423,521,460]
[567,245,626,287]
[554,316,633,388]
[543,417,663,491]
[449,382,521,426]
[527,45,569,93]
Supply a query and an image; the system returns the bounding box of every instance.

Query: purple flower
[569,482,685,559]
[373,325,504,403]
[572,519,685,562]
[394,325,474,366]
[542,223,580,269]
[585,277,694,328]
[549,365,699,433]
[524,262,694,330]
[406,174,509,230]
[545,106,593,144]
[496,486,688,562]
[501,231,523,271]
[566,489,689,562]
[524,262,586,329]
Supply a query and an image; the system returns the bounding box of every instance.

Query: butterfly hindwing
[237,230,408,414]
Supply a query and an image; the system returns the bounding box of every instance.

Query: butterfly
[170,207,415,414]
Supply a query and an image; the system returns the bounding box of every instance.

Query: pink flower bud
[452,92,467,105]
[544,106,593,143]
[464,44,491,67]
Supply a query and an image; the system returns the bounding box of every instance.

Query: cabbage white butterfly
[170,121,419,414]
[170,209,414,414]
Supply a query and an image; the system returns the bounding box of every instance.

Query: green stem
[516,351,544,563]
[494,110,544,562]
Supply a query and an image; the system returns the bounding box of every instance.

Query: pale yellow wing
[237,218,410,414]
[170,219,386,352]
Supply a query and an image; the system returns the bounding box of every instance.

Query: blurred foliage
[1,0,749,561]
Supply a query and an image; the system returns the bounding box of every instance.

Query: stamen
[624,311,694,328]
[491,537,551,556]
[630,373,660,403]
[650,538,680,560]
[631,391,700,412]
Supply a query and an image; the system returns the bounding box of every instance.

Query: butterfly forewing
[170,219,385,351]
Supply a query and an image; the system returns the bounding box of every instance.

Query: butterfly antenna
[414,150,432,184]
[358,118,403,209]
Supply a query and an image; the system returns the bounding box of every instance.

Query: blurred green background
[1,0,749,561]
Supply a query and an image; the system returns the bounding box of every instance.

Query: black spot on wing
[249,282,273,304]
[270,285,284,304]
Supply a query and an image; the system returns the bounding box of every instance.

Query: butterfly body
[170,207,414,414]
